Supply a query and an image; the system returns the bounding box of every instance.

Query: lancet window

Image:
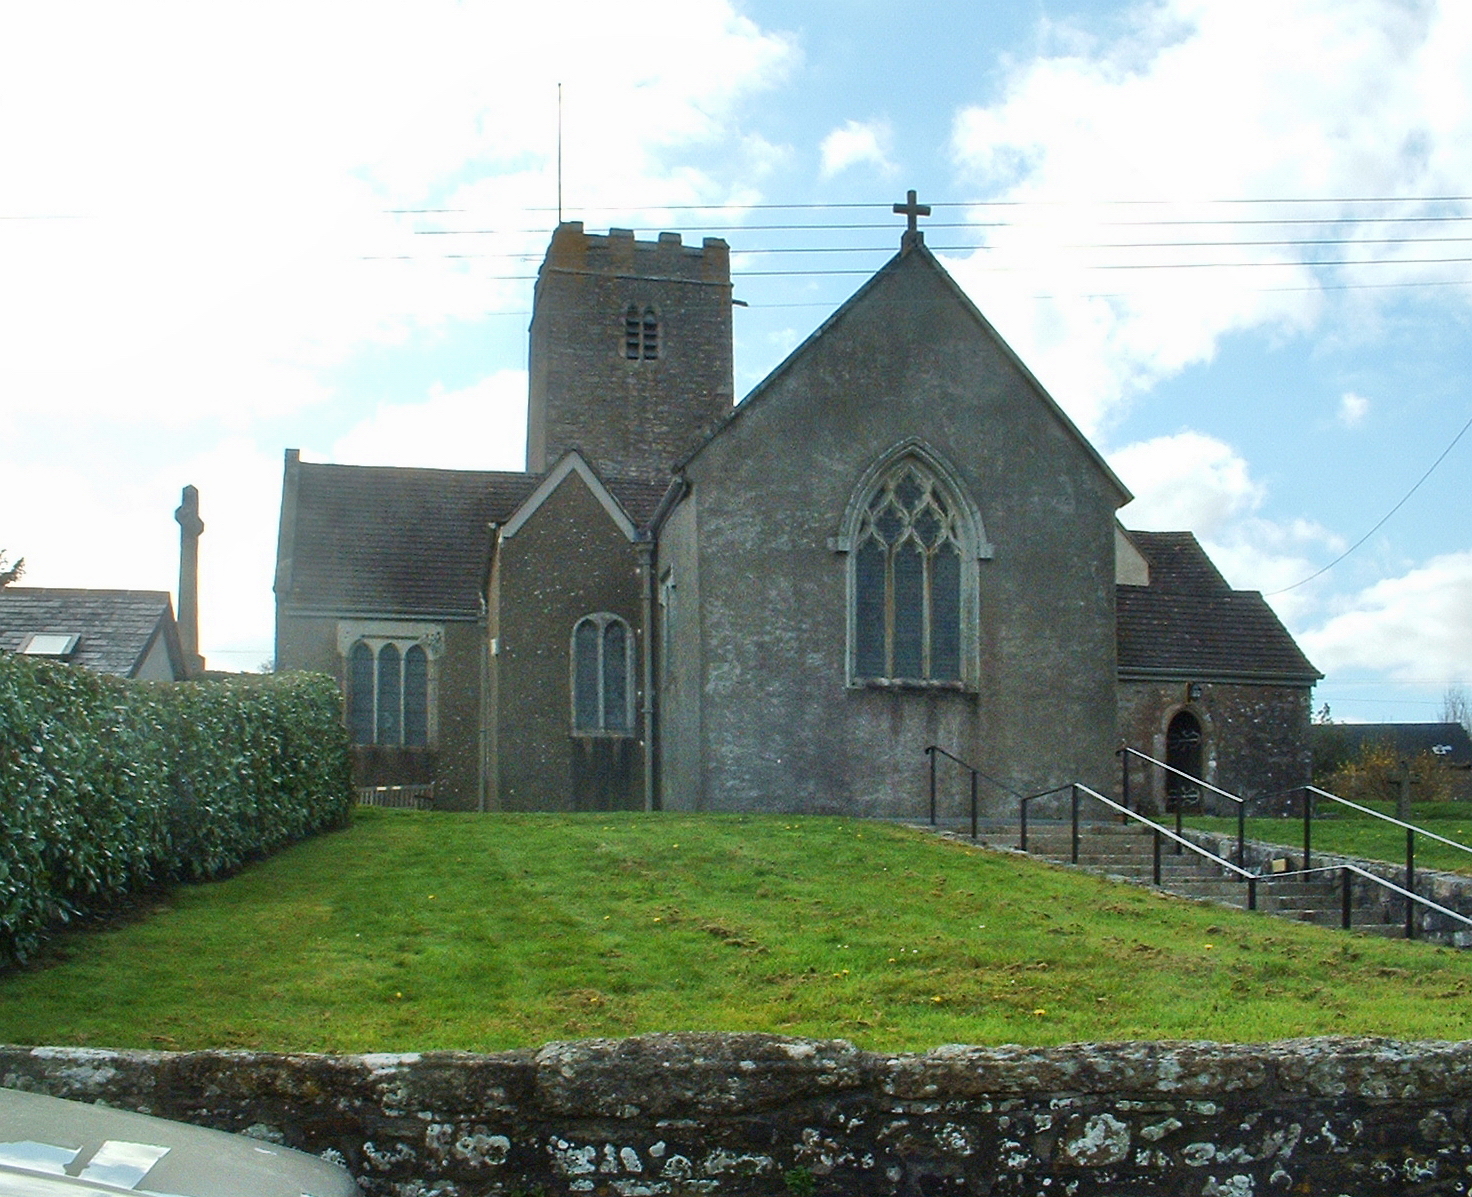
[572,613,634,734]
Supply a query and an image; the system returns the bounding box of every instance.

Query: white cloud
[1110,431,1341,620]
[1338,391,1371,427]
[327,372,528,471]
[1301,550,1472,680]
[0,1,794,666]
[0,2,795,430]
[0,437,281,669]
[819,119,895,178]
[944,0,1472,434]
[1111,432,1264,536]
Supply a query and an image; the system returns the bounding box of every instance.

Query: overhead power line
[412,215,1472,237]
[387,195,1472,214]
[1267,409,1472,596]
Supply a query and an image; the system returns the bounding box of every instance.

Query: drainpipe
[638,538,656,812]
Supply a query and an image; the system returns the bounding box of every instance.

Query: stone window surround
[832,439,992,692]
[570,612,637,738]
[336,619,444,748]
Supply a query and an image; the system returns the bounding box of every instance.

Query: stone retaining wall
[4,1035,1472,1195]
[1187,828,1472,947]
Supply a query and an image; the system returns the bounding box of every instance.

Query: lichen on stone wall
[3,1034,1472,1196]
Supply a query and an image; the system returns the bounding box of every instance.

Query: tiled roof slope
[280,460,669,617]
[1117,531,1320,682]
[0,588,178,677]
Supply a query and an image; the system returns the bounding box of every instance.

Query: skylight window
[19,633,79,657]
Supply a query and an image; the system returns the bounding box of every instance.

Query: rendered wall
[3,1034,1471,1196]
[677,249,1122,816]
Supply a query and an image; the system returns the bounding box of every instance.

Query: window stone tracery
[840,444,988,689]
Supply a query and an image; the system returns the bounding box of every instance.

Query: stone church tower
[526,222,735,485]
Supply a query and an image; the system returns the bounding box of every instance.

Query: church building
[273,201,1319,815]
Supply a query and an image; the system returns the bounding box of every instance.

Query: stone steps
[1007,821,1408,937]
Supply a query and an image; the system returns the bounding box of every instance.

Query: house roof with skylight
[0,588,187,679]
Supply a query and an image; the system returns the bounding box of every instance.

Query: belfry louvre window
[572,613,634,734]
[347,639,430,747]
[624,305,658,360]
[853,461,965,683]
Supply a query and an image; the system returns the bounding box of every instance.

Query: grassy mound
[1,809,1469,1053]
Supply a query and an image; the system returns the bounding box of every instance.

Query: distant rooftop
[0,588,185,678]
[1313,722,1472,768]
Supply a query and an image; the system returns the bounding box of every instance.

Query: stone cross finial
[893,189,931,250]
[174,485,206,677]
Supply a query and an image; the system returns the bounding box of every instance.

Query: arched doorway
[1165,710,1204,812]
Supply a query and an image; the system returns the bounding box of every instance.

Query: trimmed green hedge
[0,655,353,965]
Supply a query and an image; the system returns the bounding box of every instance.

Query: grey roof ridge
[292,455,535,483]
[671,239,1133,506]
[1119,667,1322,685]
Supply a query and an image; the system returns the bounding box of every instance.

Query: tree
[1442,685,1471,738]
[0,550,23,588]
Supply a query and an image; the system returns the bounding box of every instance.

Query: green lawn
[1186,801,1472,876]
[2,808,1470,1054]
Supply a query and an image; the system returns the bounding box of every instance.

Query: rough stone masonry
[3,1033,1471,1196]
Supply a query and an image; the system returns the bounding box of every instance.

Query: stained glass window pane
[376,643,401,745]
[403,645,429,747]
[893,540,925,679]
[914,506,942,547]
[855,539,886,677]
[874,504,904,545]
[348,642,374,745]
[603,621,629,731]
[573,620,600,730]
[894,470,923,511]
[931,546,962,681]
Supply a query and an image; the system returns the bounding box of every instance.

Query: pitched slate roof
[277,456,669,618]
[0,588,183,678]
[1117,531,1320,683]
[1314,722,1472,767]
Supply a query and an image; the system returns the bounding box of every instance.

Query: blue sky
[2,0,1469,723]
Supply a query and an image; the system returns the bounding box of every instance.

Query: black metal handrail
[924,745,1064,841]
[1269,862,1472,936]
[1048,782,1261,907]
[1047,786,1472,939]
[1117,747,1247,870]
[1016,784,1078,854]
[1298,783,1472,939]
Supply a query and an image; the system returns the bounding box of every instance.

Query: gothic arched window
[572,613,634,734]
[841,445,989,688]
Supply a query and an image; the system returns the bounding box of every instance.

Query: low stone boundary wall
[4,1035,1472,1195]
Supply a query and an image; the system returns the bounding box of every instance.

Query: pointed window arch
[571,613,636,735]
[839,443,990,688]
